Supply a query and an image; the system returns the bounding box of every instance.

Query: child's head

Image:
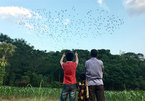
[79,73,86,81]
[66,52,74,61]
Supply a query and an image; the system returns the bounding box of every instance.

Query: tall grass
[0,86,61,99]
[0,86,145,101]
[105,90,145,101]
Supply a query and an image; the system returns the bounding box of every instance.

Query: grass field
[0,86,145,101]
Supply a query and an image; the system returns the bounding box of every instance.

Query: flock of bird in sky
[17,7,124,42]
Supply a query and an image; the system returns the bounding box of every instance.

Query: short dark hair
[91,49,98,57]
[66,52,74,61]
[79,73,86,81]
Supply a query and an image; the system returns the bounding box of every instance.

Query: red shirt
[62,62,77,84]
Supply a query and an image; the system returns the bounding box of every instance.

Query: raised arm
[60,53,65,65]
[75,52,79,64]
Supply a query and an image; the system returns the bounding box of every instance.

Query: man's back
[85,57,104,86]
[85,49,105,101]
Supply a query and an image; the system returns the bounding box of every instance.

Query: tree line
[0,33,145,90]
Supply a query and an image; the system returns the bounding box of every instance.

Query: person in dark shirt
[77,73,89,101]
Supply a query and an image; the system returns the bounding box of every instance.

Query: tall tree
[0,42,16,85]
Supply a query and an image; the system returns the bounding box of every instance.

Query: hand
[75,52,79,64]
[75,52,78,56]
[62,53,65,57]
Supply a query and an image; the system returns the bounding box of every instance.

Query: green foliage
[105,90,145,101]
[0,59,7,67]
[0,86,61,99]
[0,66,5,85]
[0,42,16,86]
[0,42,16,60]
[48,81,62,88]
[0,86,145,101]
[0,33,145,90]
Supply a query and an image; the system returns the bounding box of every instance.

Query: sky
[0,0,145,55]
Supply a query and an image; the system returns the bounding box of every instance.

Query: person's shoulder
[71,62,77,68]
[85,59,92,65]
[72,62,77,64]
[62,62,67,65]
[85,59,90,63]
[97,59,103,64]
[69,62,77,65]
[87,58,92,62]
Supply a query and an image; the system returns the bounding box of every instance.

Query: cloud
[97,0,103,5]
[0,6,41,20]
[0,6,31,19]
[97,0,109,11]
[0,6,42,30]
[124,0,145,15]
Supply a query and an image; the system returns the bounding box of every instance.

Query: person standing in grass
[60,52,79,101]
[85,49,105,101]
[77,73,89,101]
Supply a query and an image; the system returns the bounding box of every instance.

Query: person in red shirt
[60,52,79,101]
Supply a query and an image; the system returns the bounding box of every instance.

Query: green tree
[1,33,145,90]
[0,42,16,85]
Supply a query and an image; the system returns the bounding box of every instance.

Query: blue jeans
[61,84,77,101]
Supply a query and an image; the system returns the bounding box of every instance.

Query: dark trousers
[61,84,77,101]
[88,85,105,101]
